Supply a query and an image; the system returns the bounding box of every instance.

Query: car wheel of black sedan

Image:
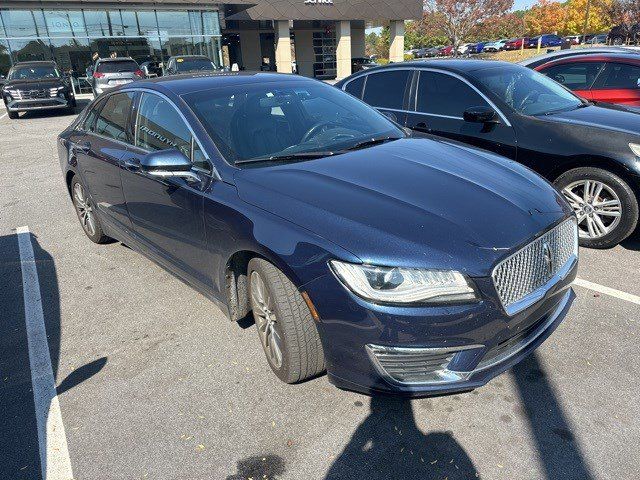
[555,167,639,248]
[248,258,325,383]
[6,109,18,119]
[71,177,111,244]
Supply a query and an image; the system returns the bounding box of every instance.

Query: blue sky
[513,0,537,10]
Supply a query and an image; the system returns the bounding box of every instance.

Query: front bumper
[304,258,577,397]
[5,97,72,112]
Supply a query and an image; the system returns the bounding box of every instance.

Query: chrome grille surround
[365,344,477,385]
[492,218,578,315]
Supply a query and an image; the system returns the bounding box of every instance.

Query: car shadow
[620,229,640,252]
[0,231,105,479]
[512,352,594,480]
[325,394,480,479]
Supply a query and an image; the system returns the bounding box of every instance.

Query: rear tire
[70,177,111,244]
[555,167,638,248]
[7,109,18,119]
[248,258,325,384]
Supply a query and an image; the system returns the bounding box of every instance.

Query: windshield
[182,80,404,164]
[471,65,583,116]
[8,66,60,80]
[176,58,216,72]
[96,60,139,73]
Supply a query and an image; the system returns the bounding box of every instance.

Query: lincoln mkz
[58,73,578,396]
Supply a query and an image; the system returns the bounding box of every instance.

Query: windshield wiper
[235,151,338,165]
[346,136,401,151]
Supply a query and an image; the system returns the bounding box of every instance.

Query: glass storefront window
[0,40,11,76]
[0,8,221,76]
[1,10,47,38]
[120,11,139,37]
[136,11,159,38]
[83,10,110,37]
[202,12,220,36]
[156,11,192,36]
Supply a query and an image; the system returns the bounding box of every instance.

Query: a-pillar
[275,20,292,73]
[389,20,405,63]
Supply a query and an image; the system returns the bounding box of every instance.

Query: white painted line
[0,112,7,120]
[17,226,74,480]
[574,277,640,306]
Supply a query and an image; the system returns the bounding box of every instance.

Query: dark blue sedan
[58,72,578,396]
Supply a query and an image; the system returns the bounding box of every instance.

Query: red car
[504,37,529,50]
[536,53,640,107]
[437,45,454,56]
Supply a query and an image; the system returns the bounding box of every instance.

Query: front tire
[7,109,18,119]
[248,258,325,384]
[70,177,111,244]
[555,167,638,248]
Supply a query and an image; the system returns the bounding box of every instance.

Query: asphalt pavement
[0,106,638,480]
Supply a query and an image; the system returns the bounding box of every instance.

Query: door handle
[73,141,91,153]
[123,157,141,171]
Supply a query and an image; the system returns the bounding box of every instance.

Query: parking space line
[574,277,640,306]
[17,226,74,480]
[0,112,7,120]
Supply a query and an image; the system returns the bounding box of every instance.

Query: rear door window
[94,92,135,142]
[97,60,139,73]
[416,71,489,118]
[362,70,411,109]
[541,62,605,90]
[595,62,640,89]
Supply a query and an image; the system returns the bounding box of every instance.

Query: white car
[483,39,508,52]
[457,43,474,55]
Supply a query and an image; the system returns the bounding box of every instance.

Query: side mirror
[463,106,499,124]
[140,149,199,181]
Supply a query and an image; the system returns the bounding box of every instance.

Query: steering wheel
[518,90,540,110]
[301,121,344,143]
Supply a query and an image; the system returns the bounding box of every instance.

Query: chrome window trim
[130,88,219,178]
[341,66,512,127]
[415,68,512,127]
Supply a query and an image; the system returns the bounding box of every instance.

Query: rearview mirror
[463,106,499,124]
[140,149,199,181]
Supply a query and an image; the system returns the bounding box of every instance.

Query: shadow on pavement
[512,352,594,480]
[13,98,90,121]
[0,232,105,479]
[325,395,480,480]
[226,454,286,480]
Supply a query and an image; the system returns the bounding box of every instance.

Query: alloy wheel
[562,180,622,239]
[73,182,97,237]
[250,271,283,369]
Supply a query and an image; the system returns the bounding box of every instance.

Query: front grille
[366,344,457,384]
[492,218,577,312]
[18,89,49,99]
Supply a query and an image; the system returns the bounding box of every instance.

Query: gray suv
[87,58,143,98]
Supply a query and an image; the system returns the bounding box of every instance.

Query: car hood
[234,139,570,276]
[540,104,640,136]
[3,78,66,90]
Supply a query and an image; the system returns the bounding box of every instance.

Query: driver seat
[230,94,297,159]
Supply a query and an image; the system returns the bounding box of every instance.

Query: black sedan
[337,60,640,248]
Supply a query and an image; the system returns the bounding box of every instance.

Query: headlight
[329,261,478,305]
[630,143,640,157]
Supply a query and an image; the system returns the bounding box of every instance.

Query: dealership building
[0,1,421,81]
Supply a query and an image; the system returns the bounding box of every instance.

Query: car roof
[538,52,640,67]
[341,59,517,77]
[169,55,210,60]
[518,47,639,66]
[124,71,316,96]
